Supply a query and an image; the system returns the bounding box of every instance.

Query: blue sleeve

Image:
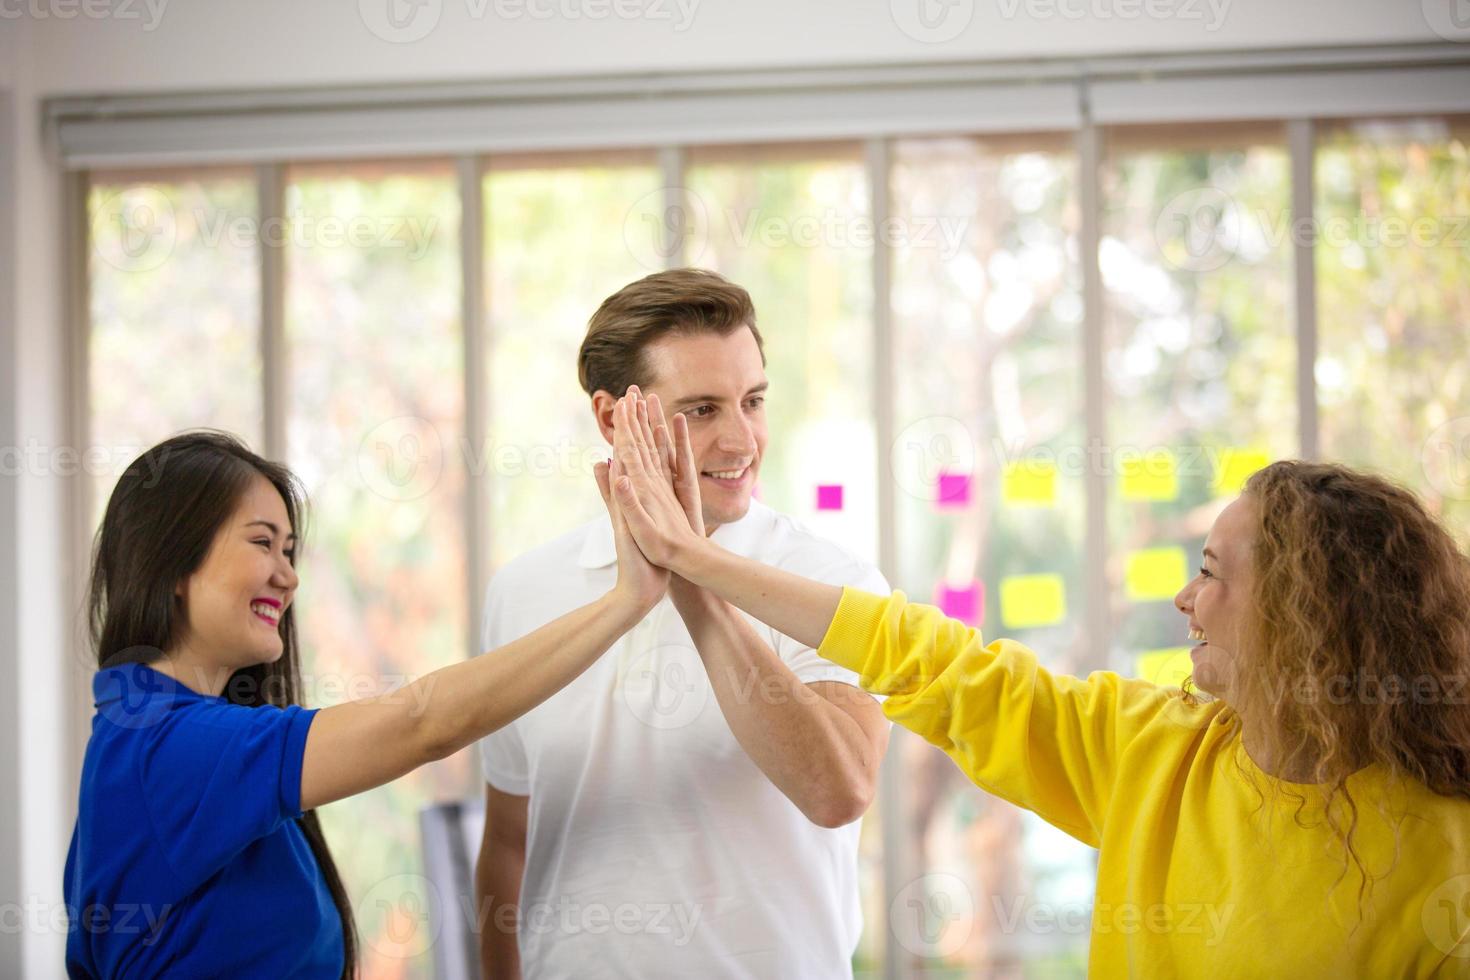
[137,701,318,891]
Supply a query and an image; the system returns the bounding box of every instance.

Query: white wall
[0,0,1450,974]
[21,0,1445,95]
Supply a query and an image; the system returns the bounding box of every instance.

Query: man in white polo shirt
[474,268,890,979]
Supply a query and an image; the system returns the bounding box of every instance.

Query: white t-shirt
[477,499,889,980]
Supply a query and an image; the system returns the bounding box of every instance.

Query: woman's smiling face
[1174,495,1256,699]
[170,474,300,680]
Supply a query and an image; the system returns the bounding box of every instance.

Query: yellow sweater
[817,588,1470,978]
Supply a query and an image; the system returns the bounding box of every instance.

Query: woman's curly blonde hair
[1227,460,1470,911]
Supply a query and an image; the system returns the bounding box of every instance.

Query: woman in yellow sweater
[598,387,1470,977]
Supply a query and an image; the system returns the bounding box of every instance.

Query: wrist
[605,587,655,629]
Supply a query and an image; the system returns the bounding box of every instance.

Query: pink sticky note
[816,484,844,511]
[934,581,983,626]
[936,470,972,508]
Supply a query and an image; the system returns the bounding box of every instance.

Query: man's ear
[590,390,617,445]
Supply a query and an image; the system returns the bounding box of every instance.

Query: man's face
[600,327,769,531]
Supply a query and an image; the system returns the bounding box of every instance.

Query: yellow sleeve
[817,587,1170,846]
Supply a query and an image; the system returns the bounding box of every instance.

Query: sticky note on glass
[1136,647,1192,688]
[816,484,844,511]
[934,580,983,627]
[999,574,1066,629]
[1002,461,1057,506]
[1213,448,1269,497]
[935,470,972,509]
[1125,546,1188,602]
[1120,450,1178,502]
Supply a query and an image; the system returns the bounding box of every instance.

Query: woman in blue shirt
[66,430,660,977]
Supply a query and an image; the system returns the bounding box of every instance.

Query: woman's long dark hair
[87,430,358,977]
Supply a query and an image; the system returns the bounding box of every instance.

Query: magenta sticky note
[816,484,844,511]
[934,581,983,626]
[936,470,972,508]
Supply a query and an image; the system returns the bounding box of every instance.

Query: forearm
[670,539,845,650]
[414,592,644,760]
[476,841,524,979]
[672,583,876,827]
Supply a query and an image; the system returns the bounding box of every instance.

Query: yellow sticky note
[1120,450,1178,502]
[1136,647,1193,688]
[999,574,1066,629]
[1002,461,1058,506]
[1213,448,1270,497]
[1125,546,1189,602]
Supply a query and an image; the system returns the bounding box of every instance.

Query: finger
[653,422,674,481]
[672,412,703,527]
[613,399,648,480]
[594,459,611,505]
[631,388,660,476]
[647,393,676,477]
[622,389,655,475]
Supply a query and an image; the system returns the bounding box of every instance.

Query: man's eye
[747,397,765,409]
[691,406,714,418]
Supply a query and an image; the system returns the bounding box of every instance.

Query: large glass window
[1102,124,1297,683]
[1315,117,1470,546]
[483,151,664,566]
[88,170,261,525]
[890,134,1092,978]
[284,160,469,974]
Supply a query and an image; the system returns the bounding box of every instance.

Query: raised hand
[594,454,668,613]
[637,387,704,538]
[610,389,706,571]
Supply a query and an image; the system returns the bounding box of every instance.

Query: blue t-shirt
[65,663,344,978]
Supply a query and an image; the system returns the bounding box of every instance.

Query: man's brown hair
[578,268,765,397]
